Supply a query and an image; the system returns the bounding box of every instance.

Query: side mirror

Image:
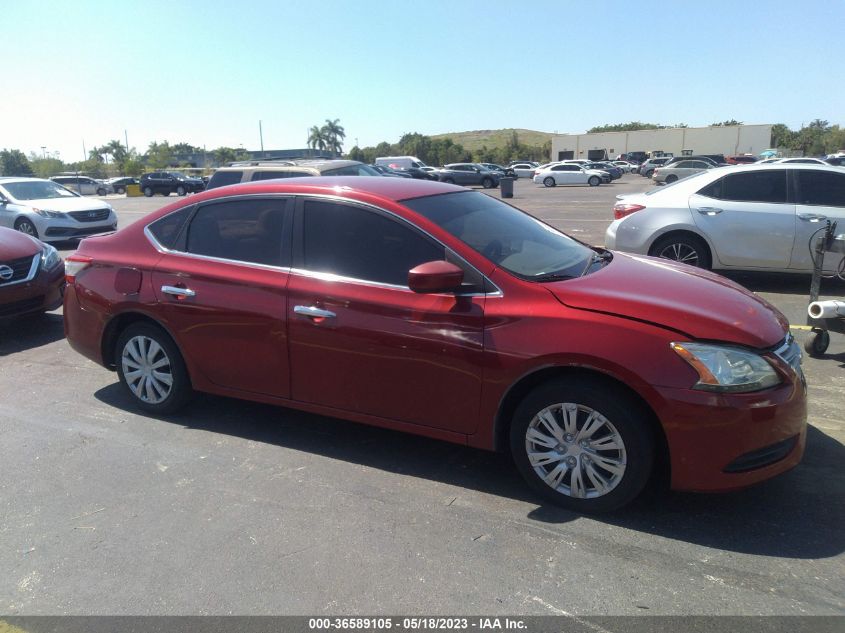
[408,260,464,294]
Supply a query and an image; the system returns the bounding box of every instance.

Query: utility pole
[41,146,46,159]
[125,129,129,152]
[259,120,264,158]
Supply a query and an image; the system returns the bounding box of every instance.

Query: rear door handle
[294,305,336,319]
[696,207,723,216]
[161,285,196,298]
[798,213,827,222]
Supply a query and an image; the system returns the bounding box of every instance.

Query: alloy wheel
[657,242,699,266]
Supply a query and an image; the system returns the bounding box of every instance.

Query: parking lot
[2,175,844,615]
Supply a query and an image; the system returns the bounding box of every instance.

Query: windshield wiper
[532,272,577,282]
[581,251,613,276]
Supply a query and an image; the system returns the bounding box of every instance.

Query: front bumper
[35,211,117,242]
[656,377,807,492]
[0,262,65,318]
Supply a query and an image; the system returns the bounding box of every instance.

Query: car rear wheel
[481,177,494,189]
[14,218,38,238]
[97,188,107,196]
[588,176,600,187]
[510,377,654,513]
[645,170,655,178]
[116,186,126,195]
[649,233,711,269]
[665,175,678,183]
[543,177,556,187]
[176,185,186,196]
[115,323,192,414]
[442,178,455,184]
[143,187,153,197]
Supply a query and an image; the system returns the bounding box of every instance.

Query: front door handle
[161,285,196,298]
[294,305,336,319]
[798,213,827,222]
[696,207,723,216]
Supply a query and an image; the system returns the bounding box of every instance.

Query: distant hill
[430,128,553,151]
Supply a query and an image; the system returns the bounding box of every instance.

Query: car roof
[0,176,50,183]
[188,176,462,203]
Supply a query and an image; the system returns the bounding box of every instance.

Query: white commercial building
[550,124,773,161]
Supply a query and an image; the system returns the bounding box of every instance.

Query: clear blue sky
[2,0,842,161]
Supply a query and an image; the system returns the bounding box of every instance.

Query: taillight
[613,203,646,220]
[65,255,93,284]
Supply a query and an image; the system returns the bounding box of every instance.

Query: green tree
[588,122,661,133]
[710,120,743,127]
[770,123,795,149]
[28,156,65,179]
[347,146,365,162]
[321,119,346,156]
[308,126,327,152]
[211,146,248,165]
[171,142,201,155]
[0,149,35,176]
[145,141,175,169]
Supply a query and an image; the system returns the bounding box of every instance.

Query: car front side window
[300,200,445,287]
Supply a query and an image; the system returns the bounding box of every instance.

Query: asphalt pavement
[1,176,843,616]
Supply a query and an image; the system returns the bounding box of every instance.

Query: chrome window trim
[295,192,503,297]
[0,253,40,287]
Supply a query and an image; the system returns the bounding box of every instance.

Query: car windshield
[1,180,78,200]
[403,191,595,281]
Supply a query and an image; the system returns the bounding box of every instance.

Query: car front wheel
[115,323,192,414]
[143,187,153,197]
[588,176,600,186]
[511,378,654,513]
[543,177,556,187]
[176,185,186,196]
[14,218,38,237]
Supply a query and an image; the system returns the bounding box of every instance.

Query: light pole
[41,146,47,159]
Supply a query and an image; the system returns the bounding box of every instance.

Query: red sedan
[63,177,806,512]
[0,226,65,318]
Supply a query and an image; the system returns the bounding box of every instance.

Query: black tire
[442,177,455,184]
[115,322,193,414]
[804,330,830,357]
[543,176,556,188]
[665,175,678,183]
[481,177,494,189]
[143,187,153,197]
[161,190,170,197]
[510,377,654,513]
[645,170,655,178]
[588,176,600,187]
[649,233,712,269]
[14,218,38,238]
[116,186,126,195]
[176,185,186,196]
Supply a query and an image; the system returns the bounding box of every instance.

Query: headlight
[41,244,62,270]
[670,342,781,393]
[32,208,64,218]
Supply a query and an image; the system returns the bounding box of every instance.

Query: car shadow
[720,270,845,296]
[0,312,65,355]
[93,384,844,560]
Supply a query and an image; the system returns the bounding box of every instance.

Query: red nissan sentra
[63,177,806,512]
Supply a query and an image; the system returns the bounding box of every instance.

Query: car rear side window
[250,170,311,181]
[185,199,288,266]
[700,170,787,203]
[206,170,244,189]
[797,170,845,206]
[301,200,444,286]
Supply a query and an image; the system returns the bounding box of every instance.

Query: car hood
[0,227,41,259]
[545,252,788,348]
[15,196,111,212]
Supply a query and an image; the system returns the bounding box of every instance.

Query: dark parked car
[480,163,516,178]
[438,163,501,188]
[584,162,622,180]
[139,172,205,197]
[372,165,412,178]
[107,177,139,195]
[64,177,806,513]
[725,155,759,165]
[0,226,64,318]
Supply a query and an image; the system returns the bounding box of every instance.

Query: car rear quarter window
[797,170,845,206]
[206,170,244,189]
[185,198,288,266]
[148,206,193,250]
[301,200,444,286]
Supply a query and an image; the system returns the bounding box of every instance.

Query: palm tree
[307,126,327,152]
[321,119,346,156]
